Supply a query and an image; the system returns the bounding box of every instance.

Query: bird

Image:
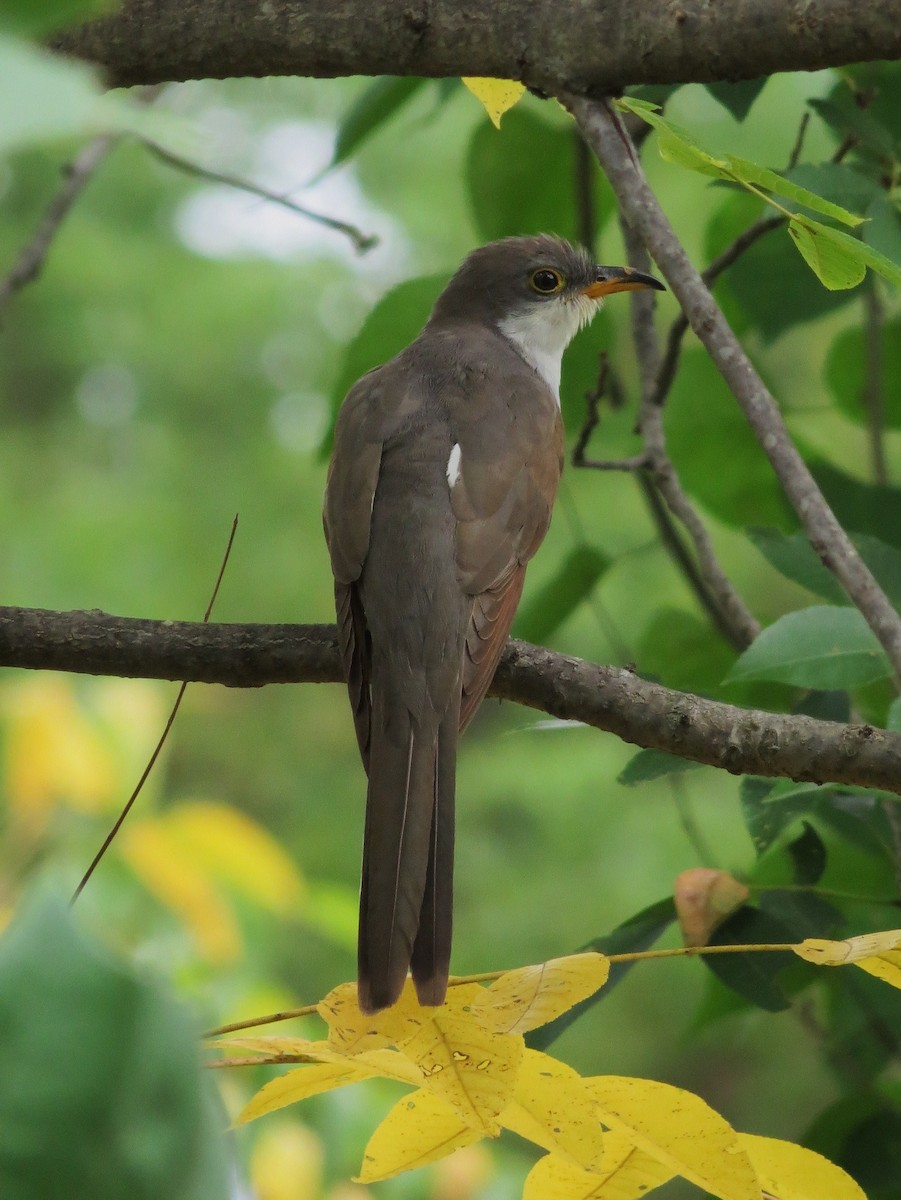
[323,234,664,1013]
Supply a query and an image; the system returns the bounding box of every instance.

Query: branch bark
[2,605,899,794]
[54,0,901,92]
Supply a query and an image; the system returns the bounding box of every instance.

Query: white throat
[498,294,599,402]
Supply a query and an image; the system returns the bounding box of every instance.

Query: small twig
[617,208,761,650]
[863,286,888,486]
[142,140,378,254]
[787,111,811,170]
[571,95,901,687]
[205,1002,318,1039]
[573,130,597,254]
[652,214,784,406]
[0,134,120,321]
[71,515,239,904]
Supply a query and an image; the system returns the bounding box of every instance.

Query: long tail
[357,707,457,1014]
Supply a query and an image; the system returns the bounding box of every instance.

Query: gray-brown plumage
[323,235,664,1013]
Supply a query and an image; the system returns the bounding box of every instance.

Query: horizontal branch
[55,0,901,92]
[2,605,899,794]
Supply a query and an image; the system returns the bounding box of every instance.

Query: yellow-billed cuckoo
[324,235,664,1013]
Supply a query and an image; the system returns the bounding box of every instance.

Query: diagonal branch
[570,95,901,688]
[1,605,900,793]
[0,133,119,321]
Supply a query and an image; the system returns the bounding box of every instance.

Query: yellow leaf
[250,1121,324,1200]
[395,1008,524,1135]
[235,1060,376,1125]
[738,1133,867,1200]
[3,676,119,834]
[355,1088,483,1183]
[461,77,526,128]
[585,1076,759,1200]
[220,1036,423,1087]
[470,952,610,1034]
[121,818,240,963]
[501,1050,605,1170]
[163,800,306,914]
[793,931,901,986]
[318,979,434,1054]
[523,1143,675,1200]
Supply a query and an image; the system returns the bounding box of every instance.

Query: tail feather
[411,706,457,1007]
[358,710,455,1013]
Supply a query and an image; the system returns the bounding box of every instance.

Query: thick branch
[1,605,899,793]
[572,96,901,688]
[55,0,901,91]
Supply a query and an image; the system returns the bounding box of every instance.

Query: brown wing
[450,381,564,729]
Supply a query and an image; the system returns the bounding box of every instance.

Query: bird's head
[428,235,665,390]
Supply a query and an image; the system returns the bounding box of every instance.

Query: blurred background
[2,63,900,1198]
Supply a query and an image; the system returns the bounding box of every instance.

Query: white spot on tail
[446,443,462,488]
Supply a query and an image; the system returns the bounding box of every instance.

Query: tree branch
[570,95,901,688]
[0,134,119,321]
[53,0,901,92]
[1,605,899,793]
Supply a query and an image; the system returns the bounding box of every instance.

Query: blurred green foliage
[2,28,901,1200]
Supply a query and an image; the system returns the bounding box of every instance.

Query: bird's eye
[529,268,565,294]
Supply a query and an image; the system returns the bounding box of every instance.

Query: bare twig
[570,95,901,687]
[71,515,239,904]
[1,606,900,793]
[142,140,378,254]
[0,134,119,321]
[573,130,597,255]
[617,208,761,650]
[863,286,888,485]
[787,111,811,171]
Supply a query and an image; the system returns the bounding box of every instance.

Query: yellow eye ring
[529,268,565,295]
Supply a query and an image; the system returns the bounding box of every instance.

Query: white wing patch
[446,442,462,489]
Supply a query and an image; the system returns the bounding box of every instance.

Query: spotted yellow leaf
[395,1008,523,1135]
[470,952,610,1034]
[793,930,901,987]
[523,1141,675,1200]
[738,1133,866,1199]
[317,979,484,1054]
[501,1050,604,1170]
[235,1059,377,1125]
[356,1088,483,1183]
[461,77,526,128]
[220,1035,422,1086]
[585,1076,759,1200]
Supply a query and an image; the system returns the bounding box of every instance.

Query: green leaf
[787,820,827,886]
[887,698,901,732]
[809,96,898,160]
[466,106,613,242]
[824,318,901,429]
[618,96,865,226]
[726,606,891,688]
[863,193,901,266]
[617,748,705,786]
[788,216,867,290]
[513,545,609,643]
[704,906,797,1012]
[527,899,677,1051]
[330,77,425,171]
[0,890,228,1200]
[320,273,446,456]
[797,216,901,289]
[740,776,833,855]
[784,163,881,215]
[0,0,117,35]
[704,78,767,121]
[664,349,795,528]
[749,528,901,610]
[812,461,901,550]
[748,527,846,604]
[0,34,181,156]
[706,193,854,341]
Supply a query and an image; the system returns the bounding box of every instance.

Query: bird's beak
[581,266,666,299]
